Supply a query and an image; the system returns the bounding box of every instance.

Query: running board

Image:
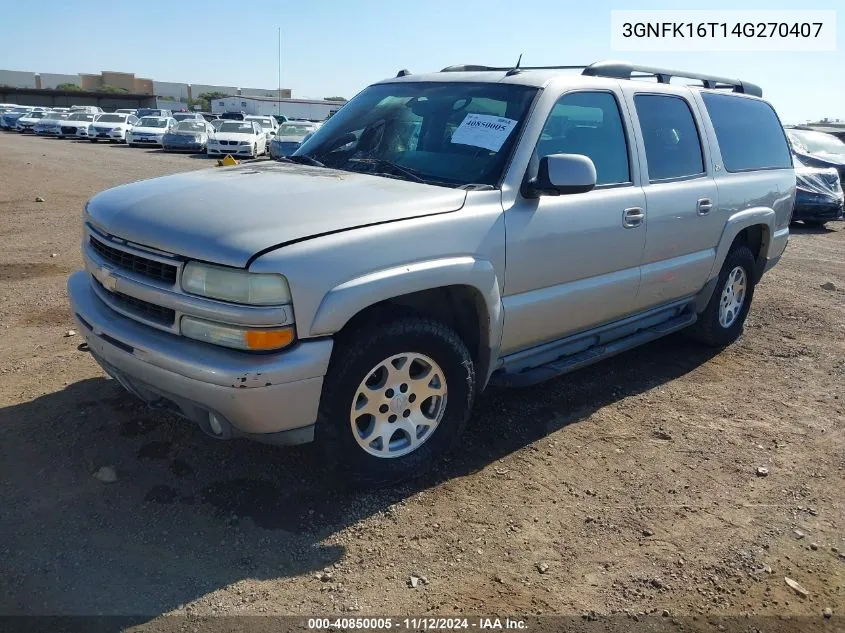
[490,311,698,387]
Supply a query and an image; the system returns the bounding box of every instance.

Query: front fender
[309,255,503,370]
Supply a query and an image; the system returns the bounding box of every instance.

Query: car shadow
[0,332,719,618]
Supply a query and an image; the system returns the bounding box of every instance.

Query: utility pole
[277,26,281,117]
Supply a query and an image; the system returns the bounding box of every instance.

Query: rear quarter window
[702,93,792,172]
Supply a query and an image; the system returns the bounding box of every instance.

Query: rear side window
[701,93,792,172]
[634,95,704,181]
[536,91,630,186]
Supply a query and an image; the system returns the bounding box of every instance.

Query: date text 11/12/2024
[307,617,528,630]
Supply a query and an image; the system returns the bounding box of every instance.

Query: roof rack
[434,60,762,97]
[582,61,762,97]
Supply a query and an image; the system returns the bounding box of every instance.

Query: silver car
[68,60,794,484]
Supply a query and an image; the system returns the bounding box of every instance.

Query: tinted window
[535,91,630,185]
[702,93,791,171]
[635,95,704,181]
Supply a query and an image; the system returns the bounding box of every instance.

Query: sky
[0,0,842,124]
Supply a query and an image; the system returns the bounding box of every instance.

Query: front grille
[94,279,175,326]
[61,126,77,134]
[89,235,178,285]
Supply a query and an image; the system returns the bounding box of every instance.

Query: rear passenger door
[623,89,721,311]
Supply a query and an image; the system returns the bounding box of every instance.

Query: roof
[379,60,762,97]
[0,86,153,99]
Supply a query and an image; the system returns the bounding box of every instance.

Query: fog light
[181,316,295,351]
[209,413,224,436]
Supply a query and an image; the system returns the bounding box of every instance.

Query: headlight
[181,316,295,351]
[181,261,291,305]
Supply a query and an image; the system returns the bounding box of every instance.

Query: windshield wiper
[344,158,427,184]
[281,155,326,167]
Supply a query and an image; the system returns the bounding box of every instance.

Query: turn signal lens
[244,327,295,351]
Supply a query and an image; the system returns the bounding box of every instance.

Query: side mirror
[523,154,597,198]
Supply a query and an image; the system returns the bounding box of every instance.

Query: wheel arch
[309,257,503,389]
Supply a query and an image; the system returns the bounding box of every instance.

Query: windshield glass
[218,121,254,133]
[247,118,273,129]
[176,121,206,131]
[173,113,196,120]
[137,117,167,128]
[279,123,314,136]
[296,82,538,187]
[96,114,126,123]
[12,107,30,113]
[68,113,95,121]
[26,112,47,119]
[137,109,162,118]
[788,129,845,155]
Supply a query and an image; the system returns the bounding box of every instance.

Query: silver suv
[68,61,794,484]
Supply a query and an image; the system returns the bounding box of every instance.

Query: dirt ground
[0,132,843,631]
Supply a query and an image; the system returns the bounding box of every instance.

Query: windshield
[12,107,30,113]
[788,129,845,156]
[248,118,273,129]
[137,117,167,128]
[173,113,196,120]
[137,109,162,118]
[26,112,47,119]
[96,114,126,123]
[176,121,206,131]
[279,123,315,136]
[295,82,538,187]
[218,121,254,133]
[68,113,95,121]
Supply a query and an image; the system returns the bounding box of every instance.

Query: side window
[701,93,792,172]
[535,91,630,186]
[634,95,704,181]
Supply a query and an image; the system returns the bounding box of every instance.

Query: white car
[60,112,98,139]
[127,116,177,147]
[33,111,71,136]
[15,110,50,132]
[207,120,267,158]
[87,113,139,143]
[245,115,278,144]
[70,105,103,115]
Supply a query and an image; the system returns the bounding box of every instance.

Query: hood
[85,162,467,267]
[276,134,306,143]
[131,126,166,134]
[797,150,845,167]
[211,132,254,142]
[94,122,126,129]
[168,129,206,137]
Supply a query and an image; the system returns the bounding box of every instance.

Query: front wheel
[687,244,757,347]
[317,315,476,487]
[89,139,97,143]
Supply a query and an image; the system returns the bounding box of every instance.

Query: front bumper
[208,144,253,156]
[792,198,844,222]
[67,270,332,444]
[128,134,163,146]
[163,140,206,152]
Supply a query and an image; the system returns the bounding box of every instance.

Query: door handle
[623,207,645,228]
[697,198,713,215]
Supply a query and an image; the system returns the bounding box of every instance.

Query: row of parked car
[0,104,322,160]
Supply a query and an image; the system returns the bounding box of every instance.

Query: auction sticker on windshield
[450,113,518,152]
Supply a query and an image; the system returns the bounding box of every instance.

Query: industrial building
[211,96,346,121]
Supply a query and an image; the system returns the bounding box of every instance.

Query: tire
[316,314,476,487]
[89,139,97,143]
[127,143,136,148]
[687,244,757,348]
[251,143,257,158]
[804,220,827,228]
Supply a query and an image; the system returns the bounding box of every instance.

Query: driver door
[501,89,646,355]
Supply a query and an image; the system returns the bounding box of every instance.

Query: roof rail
[582,61,762,97]
[440,64,588,73]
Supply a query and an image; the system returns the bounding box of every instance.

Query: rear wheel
[317,315,475,487]
[687,244,756,347]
